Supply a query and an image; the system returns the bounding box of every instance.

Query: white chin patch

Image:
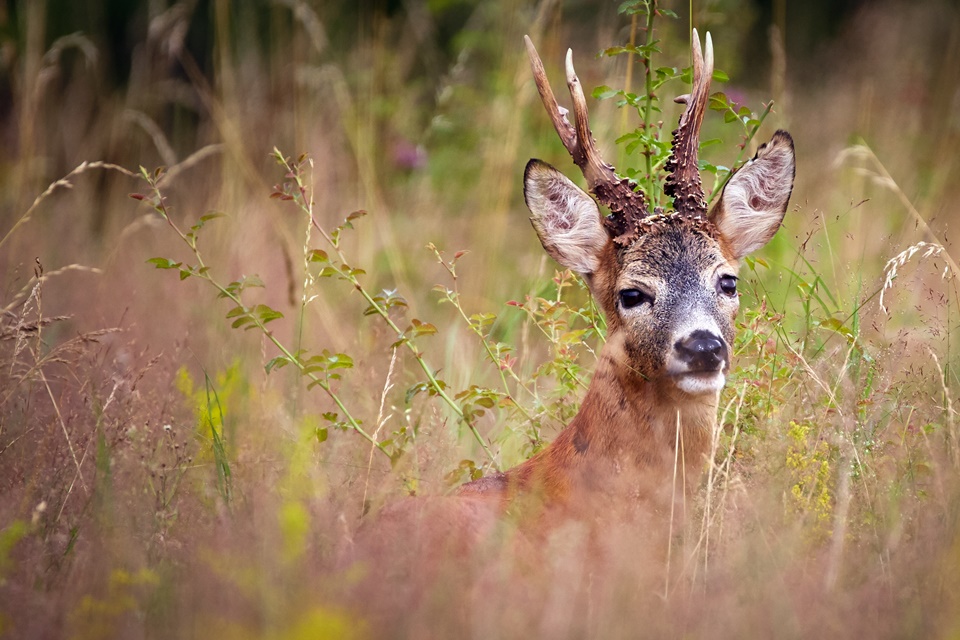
[674,371,726,395]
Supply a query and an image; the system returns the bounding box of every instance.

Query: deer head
[523,31,795,396]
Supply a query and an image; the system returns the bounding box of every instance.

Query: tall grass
[2,1,960,638]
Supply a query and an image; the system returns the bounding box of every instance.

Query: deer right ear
[709,130,796,259]
[524,159,608,275]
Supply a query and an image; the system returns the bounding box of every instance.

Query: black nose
[675,330,727,371]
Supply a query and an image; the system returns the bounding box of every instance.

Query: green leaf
[315,427,328,443]
[252,304,283,324]
[709,92,731,111]
[409,319,437,337]
[147,257,181,270]
[476,396,495,409]
[326,353,354,370]
[342,265,366,278]
[317,266,338,278]
[191,211,226,233]
[265,356,291,373]
[219,275,266,298]
[592,85,619,100]
[469,313,496,329]
[308,249,329,263]
[231,317,255,329]
[655,66,678,80]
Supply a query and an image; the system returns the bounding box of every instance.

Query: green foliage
[5,2,960,637]
[174,364,241,506]
[596,0,773,207]
[431,243,607,461]
[0,520,29,580]
[785,420,836,539]
[68,568,159,640]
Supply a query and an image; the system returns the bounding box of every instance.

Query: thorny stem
[141,169,390,459]
[641,0,658,203]
[275,154,499,469]
[619,11,639,167]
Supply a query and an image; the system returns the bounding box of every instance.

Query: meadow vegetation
[3,0,960,637]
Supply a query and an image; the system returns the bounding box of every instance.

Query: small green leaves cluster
[594,1,773,208]
[308,247,367,281]
[266,349,354,387]
[431,244,607,461]
[140,150,510,471]
[785,420,836,540]
[134,162,388,460]
[273,149,499,467]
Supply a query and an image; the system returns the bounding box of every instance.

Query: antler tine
[664,29,714,218]
[563,49,614,190]
[524,36,579,157]
[524,35,648,242]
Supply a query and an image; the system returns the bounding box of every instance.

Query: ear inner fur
[709,130,796,259]
[523,159,609,275]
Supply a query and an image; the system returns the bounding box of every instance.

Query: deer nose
[675,330,727,372]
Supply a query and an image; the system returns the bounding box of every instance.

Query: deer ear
[709,130,795,259]
[524,159,608,275]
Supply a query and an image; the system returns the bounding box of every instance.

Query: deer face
[611,220,738,394]
[524,131,795,396]
[523,32,795,397]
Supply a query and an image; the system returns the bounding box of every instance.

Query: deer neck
[510,337,719,513]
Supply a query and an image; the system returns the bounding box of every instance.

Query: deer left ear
[709,130,795,259]
[523,159,608,275]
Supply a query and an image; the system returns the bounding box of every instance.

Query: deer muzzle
[666,329,730,395]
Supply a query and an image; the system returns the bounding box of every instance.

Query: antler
[664,29,714,218]
[524,35,648,244]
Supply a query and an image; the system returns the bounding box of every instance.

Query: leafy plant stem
[641,0,659,203]
[139,168,390,459]
[272,154,499,468]
[434,251,543,428]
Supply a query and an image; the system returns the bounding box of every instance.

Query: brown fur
[458,134,795,528]
[343,42,796,636]
[458,225,728,524]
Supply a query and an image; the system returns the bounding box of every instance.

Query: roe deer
[457,30,796,523]
[343,34,796,633]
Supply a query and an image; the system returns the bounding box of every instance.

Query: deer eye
[619,288,655,309]
[718,275,738,297]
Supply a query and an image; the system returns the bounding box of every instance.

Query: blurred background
[2,0,959,307]
[3,0,960,637]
